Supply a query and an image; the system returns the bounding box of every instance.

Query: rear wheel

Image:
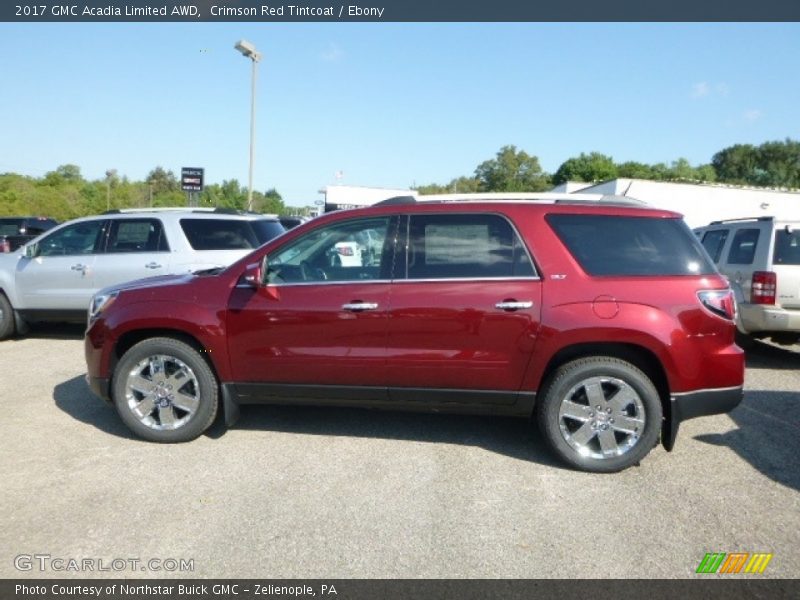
[0,293,15,340]
[537,357,662,473]
[112,337,218,442]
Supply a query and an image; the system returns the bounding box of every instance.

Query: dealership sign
[181,167,204,192]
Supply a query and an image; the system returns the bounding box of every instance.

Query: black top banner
[3,0,800,22]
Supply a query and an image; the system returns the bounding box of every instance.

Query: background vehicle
[695,216,800,346]
[0,216,58,253]
[0,208,284,339]
[85,194,744,473]
[279,215,310,230]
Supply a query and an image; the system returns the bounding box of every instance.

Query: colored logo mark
[696,552,773,574]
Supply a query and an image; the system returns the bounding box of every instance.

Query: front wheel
[537,357,662,473]
[112,337,218,442]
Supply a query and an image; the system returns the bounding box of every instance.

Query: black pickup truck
[0,217,59,253]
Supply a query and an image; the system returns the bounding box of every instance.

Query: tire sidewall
[112,338,218,443]
[0,293,15,340]
[539,358,662,473]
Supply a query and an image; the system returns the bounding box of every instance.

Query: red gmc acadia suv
[84,194,744,472]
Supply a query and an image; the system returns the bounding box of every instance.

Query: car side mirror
[24,243,39,259]
[242,255,272,288]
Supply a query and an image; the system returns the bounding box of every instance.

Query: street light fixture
[234,39,261,211]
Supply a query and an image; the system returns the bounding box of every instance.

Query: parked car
[279,215,310,230]
[695,216,800,346]
[85,194,744,472]
[0,216,59,253]
[0,208,284,339]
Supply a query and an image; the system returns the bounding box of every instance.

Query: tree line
[2,138,799,220]
[414,139,800,194]
[0,165,302,222]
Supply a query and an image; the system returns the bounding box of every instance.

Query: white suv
[695,216,800,346]
[0,208,285,339]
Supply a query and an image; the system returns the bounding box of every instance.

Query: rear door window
[106,219,169,253]
[726,228,760,265]
[547,214,716,276]
[404,213,535,279]
[700,229,729,263]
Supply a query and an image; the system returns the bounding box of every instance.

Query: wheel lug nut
[606,408,612,414]
[589,412,594,417]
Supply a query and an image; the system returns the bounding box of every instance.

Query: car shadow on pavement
[207,404,567,469]
[745,340,800,370]
[17,322,85,341]
[53,374,138,440]
[694,390,800,493]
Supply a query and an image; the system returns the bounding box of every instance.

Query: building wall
[320,185,418,212]
[576,179,800,228]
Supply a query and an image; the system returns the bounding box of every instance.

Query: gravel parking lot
[1,326,798,579]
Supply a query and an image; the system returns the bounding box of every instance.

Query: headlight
[88,291,119,323]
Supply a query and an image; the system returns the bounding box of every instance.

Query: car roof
[319,193,682,221]
[64,208,280,223]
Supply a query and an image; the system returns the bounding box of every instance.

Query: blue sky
[1,22,798,206]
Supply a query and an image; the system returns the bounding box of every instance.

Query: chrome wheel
[557,376,646,460]
[124,354,200,431]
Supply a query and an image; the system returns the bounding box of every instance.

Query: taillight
[751,271,776,305]
[698,289,736,320]
[337,246,354,256]
[0,239,9,253]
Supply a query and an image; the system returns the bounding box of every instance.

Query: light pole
[234,39,261,212]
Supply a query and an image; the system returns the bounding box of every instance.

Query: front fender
[96,299,232,382]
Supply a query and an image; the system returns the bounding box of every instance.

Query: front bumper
[662,385,744,451]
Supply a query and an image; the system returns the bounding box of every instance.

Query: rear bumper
[739,303,800,335]
[662,385,743,451]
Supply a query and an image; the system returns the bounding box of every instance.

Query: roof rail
[708,216,775,225]
[375,193,649,208]
[374,195,418,207]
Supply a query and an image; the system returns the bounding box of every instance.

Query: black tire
[0,293,15,340]
[112,337,218,442]
[537,357,662,473]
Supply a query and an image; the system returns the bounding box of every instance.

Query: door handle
[145,262,162,269]
[70,264,86,272]
[495,300,533,311]
[342,302,379,312]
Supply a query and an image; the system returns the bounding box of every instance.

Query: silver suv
[0,208,285,339]
[695,216,800,346]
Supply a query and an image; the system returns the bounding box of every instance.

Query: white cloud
[320,43,344,62]
[691,82,710,98]
[743,109,763,122]
[691,81,731,99]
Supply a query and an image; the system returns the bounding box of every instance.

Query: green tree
[553,152,618,185]
[474,145,551,192]
[415,176,481,195]
[711,144,759,184]
[145,166,179,195]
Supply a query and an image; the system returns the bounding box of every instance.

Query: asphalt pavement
[1,325,797,579]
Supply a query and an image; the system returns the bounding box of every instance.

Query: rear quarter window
[774,229,800,265]
[180,219,270,250]
[547,214,716,276]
